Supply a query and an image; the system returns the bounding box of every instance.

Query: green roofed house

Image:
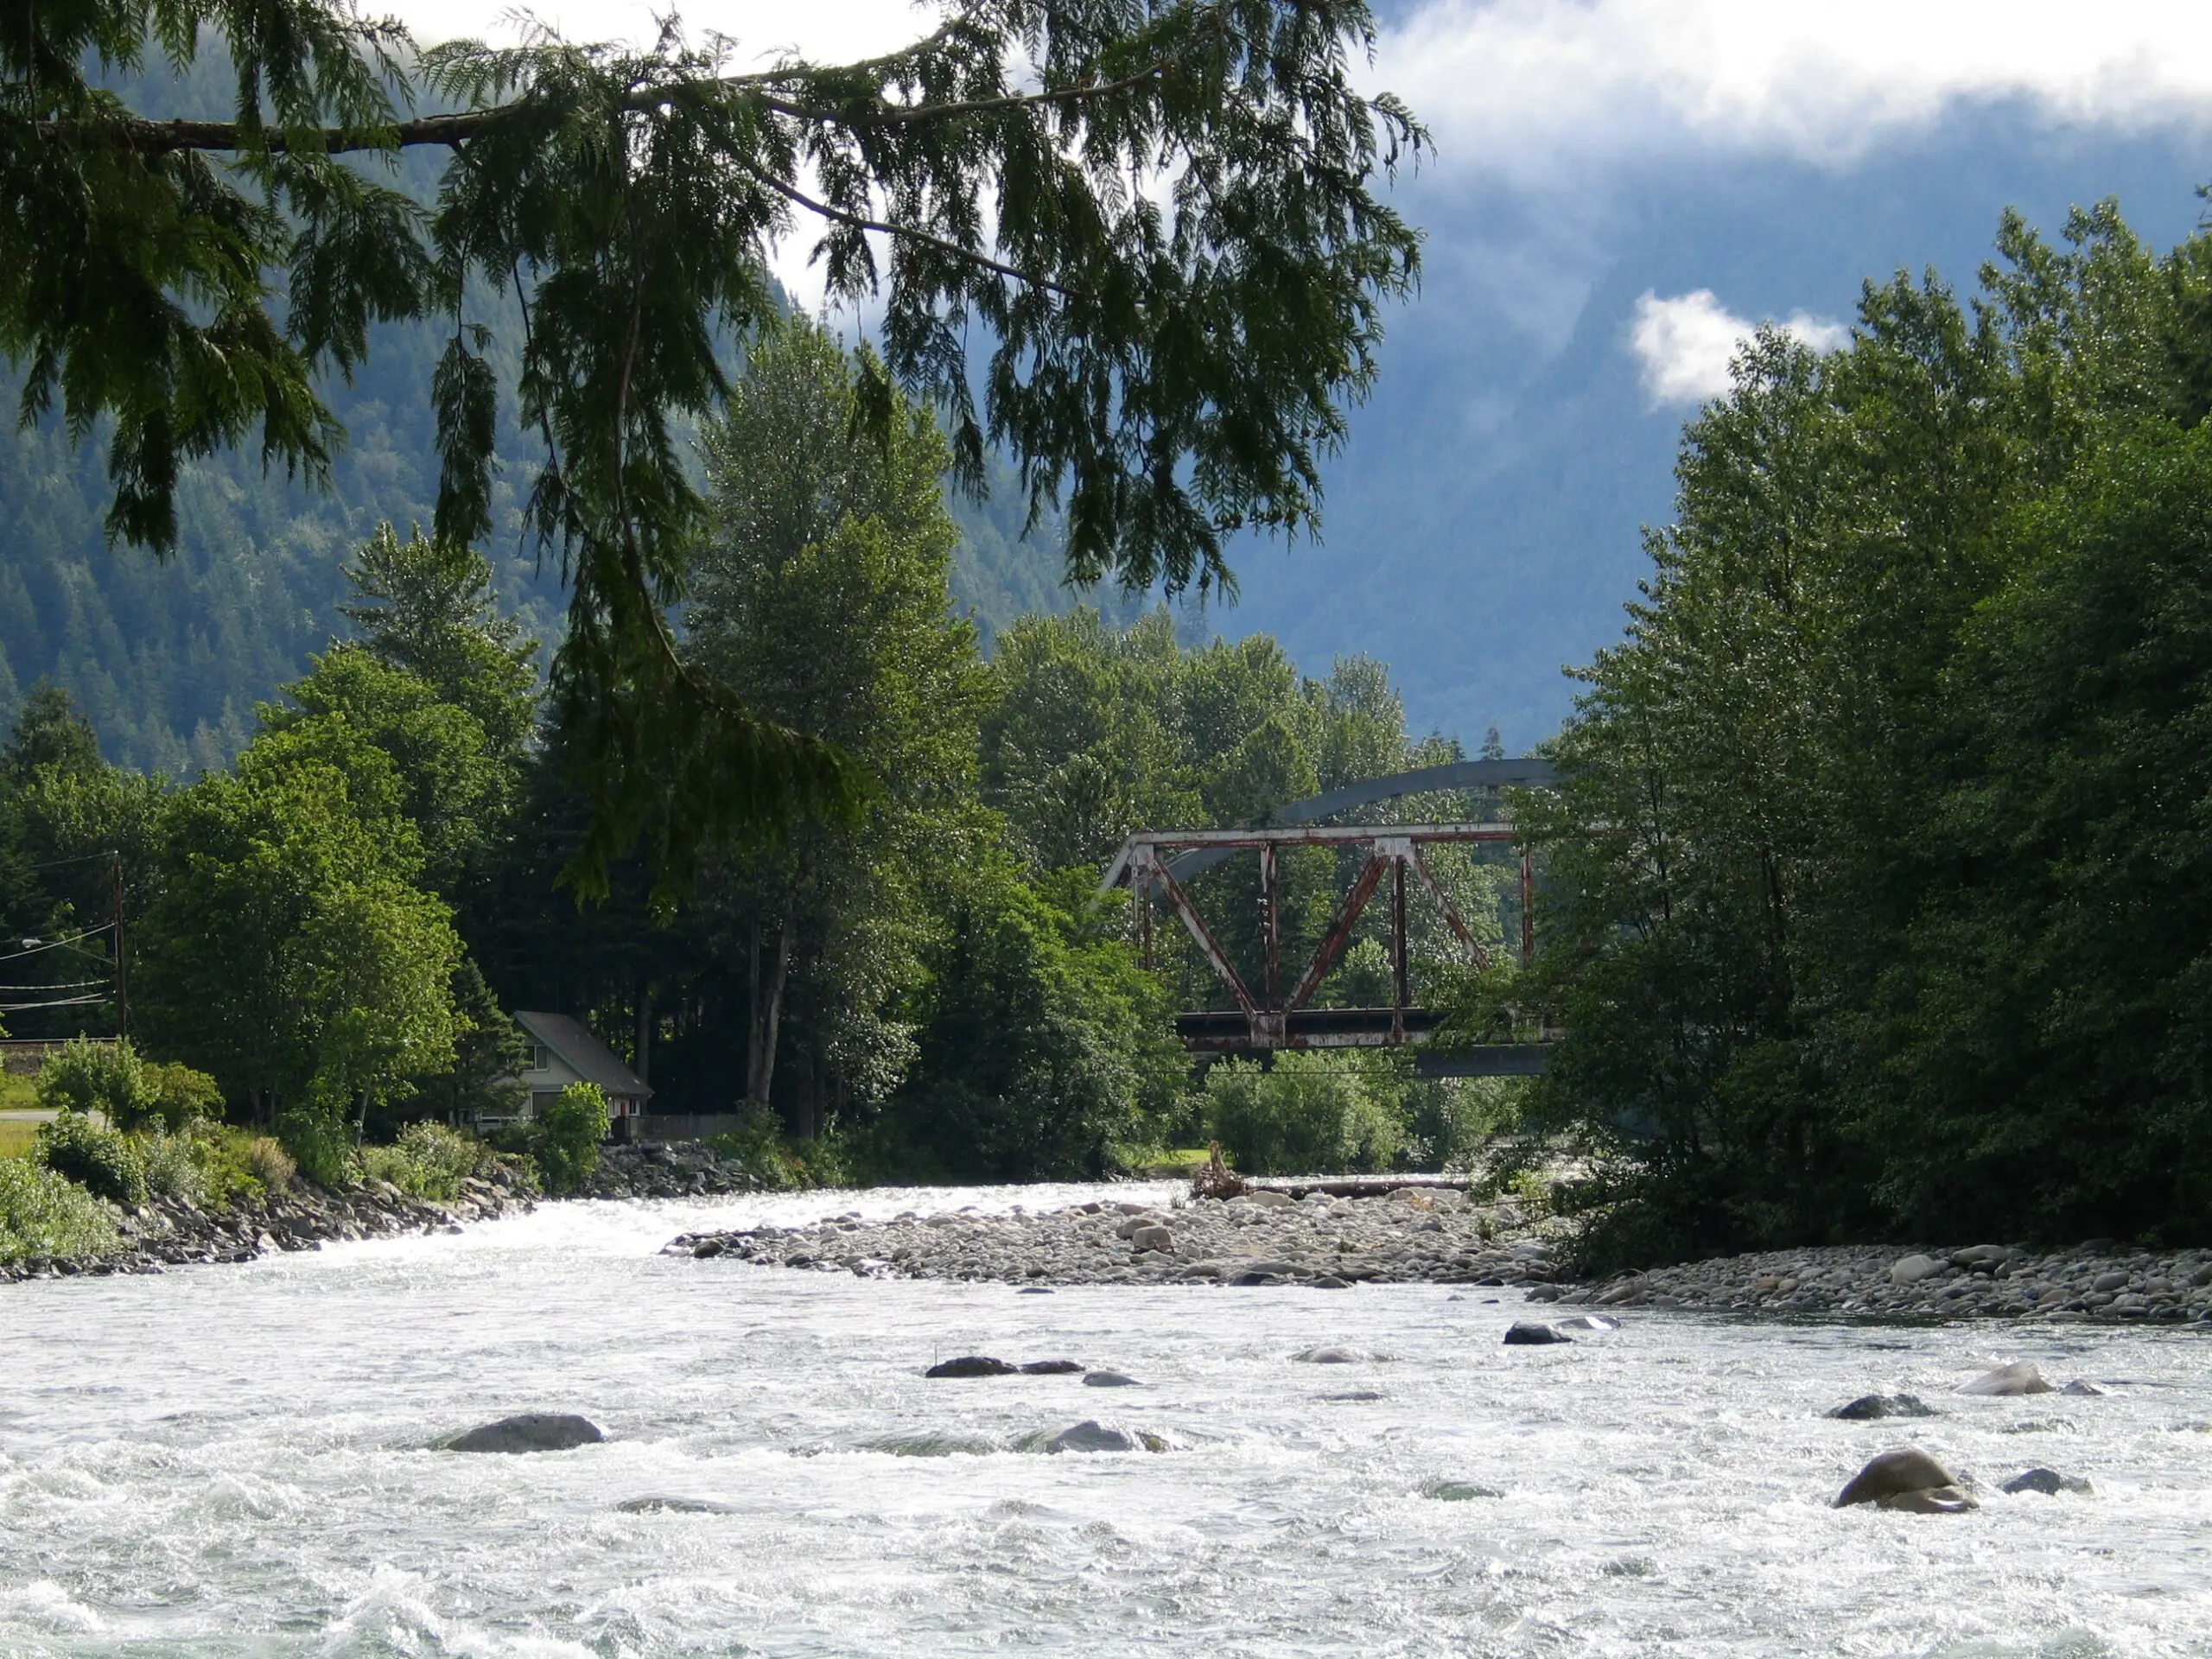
[510,1011,653,1126]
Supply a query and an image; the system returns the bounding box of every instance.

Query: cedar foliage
[4,0,1425,891]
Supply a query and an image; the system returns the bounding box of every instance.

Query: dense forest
[1,323,1513,1184]
[1483,203,2212,1262]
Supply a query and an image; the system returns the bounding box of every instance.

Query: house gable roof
[513,1011,654,1102]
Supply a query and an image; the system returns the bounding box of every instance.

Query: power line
[10,849,118,874]
[0,995,110,1012]
[0,979,111,992]
[0,924,113,963]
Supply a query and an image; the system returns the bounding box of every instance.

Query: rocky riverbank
[1564,1241,2212,1323]
[667,1183,1568,1288]
[1,1166,537,1281]
[669,1186,2212,1325]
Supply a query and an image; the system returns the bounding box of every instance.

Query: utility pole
[111,852,129,1040]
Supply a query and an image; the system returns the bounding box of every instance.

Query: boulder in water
[2063,1379,2109,1397]
[616,1494,736,1514]
[926,1356,1018,1377]
[1503,1321,1571,1345]
[2000,1467,2094,1497]
[1026,1420,1166,1454]
[1829,1393,1937,1421]
[1294,1345,1369,1363]
[1554,1314,1620,1333]
[1019,1359,1084,1375]
[1083,1370,1142,1388]
[446,1413,605,1453]
[862,1432,999,1458]
[1422,1479,1503,1501]
[1834,1447,1978,1512]
[1959,1361,2054,1396]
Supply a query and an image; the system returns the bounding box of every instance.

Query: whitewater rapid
[3,1185,2209,1656]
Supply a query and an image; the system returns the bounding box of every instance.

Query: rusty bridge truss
[1102,756,1560,1076]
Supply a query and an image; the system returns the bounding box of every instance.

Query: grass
[0,1071,36,1112]
[0,1122,39,1161]
[1140,1147,1213,1178]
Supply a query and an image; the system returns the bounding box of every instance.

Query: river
[3,1184,2209,1656]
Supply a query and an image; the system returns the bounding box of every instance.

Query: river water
[3,1184,2210,1657]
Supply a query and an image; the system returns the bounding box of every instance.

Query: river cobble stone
[1567,1243,2212,1324]
[666,1185,1566,1288]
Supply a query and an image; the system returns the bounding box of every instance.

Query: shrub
[34,1038,156,1128]
[145,1063,224,1132]
[138,1128,208,1205]
[397,1120,484,1198]
[34,1108,148,1205]
[356,1142,416,1192]
[275,1108,354,1189]
[709,1106,846,1191]
[1202,1052,1407,1176]
[242,1134,296,1192]
[531,1083,608,1195]
[0,1160,119,1262]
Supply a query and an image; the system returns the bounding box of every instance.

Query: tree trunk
[747,898,796,1111]
[633,980,652,1085]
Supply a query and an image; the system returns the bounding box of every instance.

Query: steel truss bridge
[1101,758,1560,1077]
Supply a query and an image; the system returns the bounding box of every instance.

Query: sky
[381,0,2212,345]
[368,0,2212,736]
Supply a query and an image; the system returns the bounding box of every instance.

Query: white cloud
[1629,290,1846,405]
[1374,0,2212,182]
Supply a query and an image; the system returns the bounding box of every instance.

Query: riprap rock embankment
[1,1169,534,1281]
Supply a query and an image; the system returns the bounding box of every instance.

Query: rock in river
[2001,1467,2094,1497]
[1022,1420,1166,1454]
[1829,1394,1937,1421]
[1834,1447,1978,1513]
[926,1356,1018,1377]
[1083,1370,1142,1388]
[447,1413,605,1453]
[1018,1359,1084,1375]
[1503,1321,1571,1345]
[1294,1345,1370,1364]
[1554,1314,1620,1333]
[1958,1361,2054,1396]
[616,1494,736,1514]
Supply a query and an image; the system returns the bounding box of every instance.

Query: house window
[530,1090,562,1119]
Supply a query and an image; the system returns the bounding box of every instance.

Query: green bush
[0,1160,119,1262]
[709,1106,846,1191]
[145,1063,224,1132]
[239,1132,295,1193]
[531,1083,608,1195]
[34,1038,156,1128]
[275,1108,355,1189]
[137,1128,208,1205]
[34,1108,148,1205]
[1202,1052,1407,1176]
[397,1121,484,1198]
[354,1122,485,1199]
